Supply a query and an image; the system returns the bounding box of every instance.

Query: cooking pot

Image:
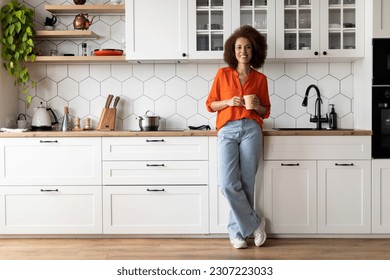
[136,110,160,131]
[31,102,59,131]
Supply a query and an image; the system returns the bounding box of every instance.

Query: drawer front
[103,161,208,185]
[102,137,208,160]
[0,138,101,185]
[103,186,209,234]
[264,136,371,160]
[0,186,102,234]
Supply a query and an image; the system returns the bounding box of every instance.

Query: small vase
[73,0,86,5]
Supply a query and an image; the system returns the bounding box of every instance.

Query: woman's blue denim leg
[218,119,262,239]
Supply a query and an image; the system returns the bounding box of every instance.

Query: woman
[206,25,271,249]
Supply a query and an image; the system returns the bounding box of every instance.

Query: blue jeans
[218,119,262,239]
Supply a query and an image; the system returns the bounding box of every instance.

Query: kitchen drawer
[103,186,209,234]
[103,161,208,185]
[264,136,371,160]
[102,137,208,160]
[0,138,101,185]
[0,186,102,234]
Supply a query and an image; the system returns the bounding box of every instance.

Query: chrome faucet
[302,84,328,129]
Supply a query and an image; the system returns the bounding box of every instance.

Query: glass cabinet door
[188,0,232,59]
[327,0,357,51]
[276,0,320,58]
[233,0,276,58]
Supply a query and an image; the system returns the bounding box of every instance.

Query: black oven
[372,87,390,158]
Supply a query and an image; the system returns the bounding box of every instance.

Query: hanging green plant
[1,0,36,104]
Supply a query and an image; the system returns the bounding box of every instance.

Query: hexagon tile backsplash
[19,0,354,131]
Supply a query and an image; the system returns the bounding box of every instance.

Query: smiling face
[235,37,253,65]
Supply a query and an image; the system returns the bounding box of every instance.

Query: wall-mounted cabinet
[188,0,232,60]
[125,0,188,62]
[275,0,364,59]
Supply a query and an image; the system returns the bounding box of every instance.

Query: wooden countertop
[0,129,372,138]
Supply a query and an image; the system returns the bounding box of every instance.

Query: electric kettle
[31,102,59,131]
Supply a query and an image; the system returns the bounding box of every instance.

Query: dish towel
[0,128,28,133]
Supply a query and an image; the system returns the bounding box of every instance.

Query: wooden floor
[1,238,390,260]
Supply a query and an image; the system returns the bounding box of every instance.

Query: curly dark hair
[223,25,268,69]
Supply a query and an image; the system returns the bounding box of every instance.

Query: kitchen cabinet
[373,0,390,38]
[318,160,371,234]
[0,137,102,186]
[275,0,364,59]
[125,0,188,62]
[264,160,317,234]
[103,186,208,234]
[102,136,209,234]
[264,135,371,235]
[188,0,232,60]
[188,0,275,60]
[0,137,102,234]
[0,186,102,234]
[372,160,390,233]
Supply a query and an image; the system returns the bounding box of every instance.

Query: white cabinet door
[275,0,321,59]
[103,186,209,234]
[373,0,390,38]
[0,138,101,186]
[0,186,102,234]
[188,0,232,60]
[103,161,208,185]
[264,160,317,234]
[372,160,390,233]
[318,160,371,234]
[125,0,188,61]
[319,0,364,58]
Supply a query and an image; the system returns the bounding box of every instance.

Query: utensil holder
[97,108,116,130]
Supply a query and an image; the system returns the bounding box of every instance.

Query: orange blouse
[206,67,271,131]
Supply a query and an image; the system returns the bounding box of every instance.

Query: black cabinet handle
[335,163,354,166]
[40,189,59,192]
[281,163,300,166]
[323,51,327,55]
[146,164,165,167]
[40,140,58,143]
[182,53,187,57]
[146,139,164,142]
[147,188,165,192]
[314,51,319,56]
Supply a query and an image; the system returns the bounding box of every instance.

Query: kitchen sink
[274,128,317,130]
[274,128,352,131]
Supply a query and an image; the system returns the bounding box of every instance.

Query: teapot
[73,14,95,30]
[31,102,59,131]
[44,15,57,27]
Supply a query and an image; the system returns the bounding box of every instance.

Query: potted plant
[0,0,36,104]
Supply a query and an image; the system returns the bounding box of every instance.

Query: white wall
[0,0,19,128]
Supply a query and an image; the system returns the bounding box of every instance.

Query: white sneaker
[230,237,248,249]
[253,218,267,247]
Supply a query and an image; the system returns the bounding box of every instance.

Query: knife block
[97,108,116,130]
